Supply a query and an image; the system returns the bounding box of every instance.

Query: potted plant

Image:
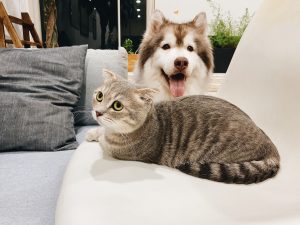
[123,38,139,72]
[208,1,252,73]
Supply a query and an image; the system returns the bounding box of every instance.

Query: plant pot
[213,47,236,73]
[128,54,139,72]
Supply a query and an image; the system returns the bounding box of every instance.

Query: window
[121,0,146,52]
[40,0,147,50]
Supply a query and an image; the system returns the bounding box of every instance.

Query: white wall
[154,0,263,24]
[2,0,42,41]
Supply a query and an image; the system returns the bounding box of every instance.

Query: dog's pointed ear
[135,88,159,102]
[193,12,207,33]
[102,69,120,82]
[148,10,165,33]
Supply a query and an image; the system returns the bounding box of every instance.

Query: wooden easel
[0,1,43,48]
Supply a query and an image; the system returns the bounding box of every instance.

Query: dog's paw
[85,128,100,142]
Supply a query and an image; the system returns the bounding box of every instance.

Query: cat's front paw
[85,128,100,142]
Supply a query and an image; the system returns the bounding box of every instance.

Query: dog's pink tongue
[169,78,185,97]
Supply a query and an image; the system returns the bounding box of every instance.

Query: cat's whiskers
[100,118,128,140]
[110,120,129,140]
[73,107,92,115]
[74,106,93,110]
[72,110,94,123]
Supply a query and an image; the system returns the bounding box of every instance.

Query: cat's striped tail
[176,157,280,184]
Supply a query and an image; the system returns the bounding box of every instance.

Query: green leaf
[122,38,134,54]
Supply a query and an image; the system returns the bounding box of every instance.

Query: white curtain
[2,0,42,41]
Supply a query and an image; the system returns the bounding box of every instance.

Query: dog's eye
[162,44,170,50]
[187,46,194,52]
[96,91,103,102]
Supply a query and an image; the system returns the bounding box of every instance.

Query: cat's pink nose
[95,111,103,117]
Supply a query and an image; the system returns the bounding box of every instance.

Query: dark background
[40,0,146,50]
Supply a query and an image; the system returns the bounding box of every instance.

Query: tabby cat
[86,70,280,184]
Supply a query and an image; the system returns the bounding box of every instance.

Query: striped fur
[88,71,280,184]
[177,159,279,184]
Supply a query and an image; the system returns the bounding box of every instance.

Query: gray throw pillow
[0,45,87,151]
[75,48,128,125]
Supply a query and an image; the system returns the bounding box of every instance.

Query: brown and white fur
[86,70,280,184]
[134,10,214,102]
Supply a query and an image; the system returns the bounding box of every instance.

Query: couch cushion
[75,48,128,125]
[0,45,87,151]
[0,150,74,225]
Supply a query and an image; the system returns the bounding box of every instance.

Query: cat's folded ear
[135,88,159,102]
[102,69,124,82]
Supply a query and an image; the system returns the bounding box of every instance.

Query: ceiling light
[136,0,141,3]
[137,9,141,12]
[137,15,141,18]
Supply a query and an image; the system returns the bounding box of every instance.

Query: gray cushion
[75,48,128,125]
[0,45,88,151]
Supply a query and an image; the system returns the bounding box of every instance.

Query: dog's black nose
[174,57,189,71]
[95,111,103,117]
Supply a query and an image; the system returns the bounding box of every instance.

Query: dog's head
[138,10,214,97]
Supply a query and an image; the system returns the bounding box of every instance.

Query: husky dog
[134,10,214,102]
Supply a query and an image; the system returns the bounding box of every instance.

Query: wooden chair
[0,1,42,48]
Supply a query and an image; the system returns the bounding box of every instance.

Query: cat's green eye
[112,101,123,111]
[96,91,103,102]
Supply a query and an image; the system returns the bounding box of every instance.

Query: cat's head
[92,70,158,133]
